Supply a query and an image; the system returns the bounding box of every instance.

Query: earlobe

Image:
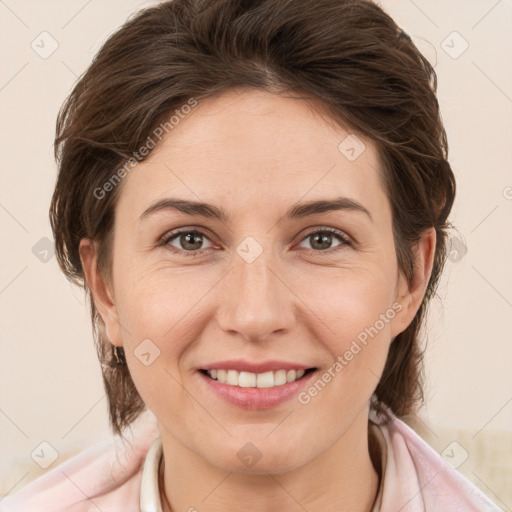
[79,238,122,347]
[391,227,437,337]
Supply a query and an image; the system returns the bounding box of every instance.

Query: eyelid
[159,225,354,256]
[159,226,217,251]
[296,226,352,251]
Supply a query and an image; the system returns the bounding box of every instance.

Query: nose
[216,240,296,343]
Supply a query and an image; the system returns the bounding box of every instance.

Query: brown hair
[50,0,455,436]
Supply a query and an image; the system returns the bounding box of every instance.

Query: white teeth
[226,369,238,386]
[256,371,274,388]
[205,368,309,388]
[239,371,256,388]
[274,369,287,386]
[217,369,226,384]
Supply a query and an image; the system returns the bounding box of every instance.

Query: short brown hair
[50,0,455,436]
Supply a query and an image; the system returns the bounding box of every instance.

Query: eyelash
[159,227,352,257]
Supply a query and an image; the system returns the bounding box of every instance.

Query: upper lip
[199,359,314,373]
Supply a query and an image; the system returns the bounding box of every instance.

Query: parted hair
[50,0,455,436]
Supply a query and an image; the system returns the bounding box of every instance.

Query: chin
[203,438,310,476]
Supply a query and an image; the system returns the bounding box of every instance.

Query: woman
[0,0,502,510]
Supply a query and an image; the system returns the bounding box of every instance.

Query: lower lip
[198,370,317,410]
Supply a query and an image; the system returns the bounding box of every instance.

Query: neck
[158,407,380,512]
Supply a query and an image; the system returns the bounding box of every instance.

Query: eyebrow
[140,196,372,223]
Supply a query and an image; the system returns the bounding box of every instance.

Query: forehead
[115,88,387,221]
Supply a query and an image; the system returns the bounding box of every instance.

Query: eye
[160,226,351,257]
[298,228,351,253]
[161,229,214,255]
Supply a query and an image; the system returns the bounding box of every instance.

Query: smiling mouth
[199,368,317,388]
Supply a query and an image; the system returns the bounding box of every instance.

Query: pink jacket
[0,407,502,511]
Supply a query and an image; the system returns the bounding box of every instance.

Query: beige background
[1,0,511,508]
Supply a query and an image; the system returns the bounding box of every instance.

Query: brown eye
[298,228,351,252]
[163,229,213,254]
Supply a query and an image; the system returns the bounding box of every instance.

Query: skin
[80,88,435,512]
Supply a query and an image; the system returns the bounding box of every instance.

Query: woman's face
[84,88,430,473]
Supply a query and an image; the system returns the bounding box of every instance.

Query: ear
[79,238,123,347]
[391,227,436,338]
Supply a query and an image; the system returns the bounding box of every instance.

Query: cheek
[114,249,183,325]
[114,268,195,414]
[295,277,397,424]
[325,284,395,380]
[293,258,399,394]
[300,259,399,341]
[111,262,212,379]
